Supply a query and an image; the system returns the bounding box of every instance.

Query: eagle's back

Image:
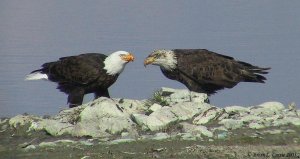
[37,53,118,93]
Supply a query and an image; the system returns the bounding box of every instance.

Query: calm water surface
[1,1,300,117]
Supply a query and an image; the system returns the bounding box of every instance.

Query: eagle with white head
[25,51,134,107]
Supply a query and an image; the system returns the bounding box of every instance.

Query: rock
[73,97,136,137]
[170,102,203,121]
[219,119,244,130]
[272,119,290,127]
[109,138,135,144]
[190,91,209,103]
[225,106,250,114]
[212,126,228,132]
[146,107,178,131]
[259,102,285,112]
[132,110,177,131]
[152,133,170,140]
[263,129,283,135]
[165,88,191,104]
[160,87,178,96]
[144,116,166,131]
[0,119,8,124]
[53,106,85,124]
[0,126,6,133]
[179,133,197,140]
[55,139,77,144]
[131,114,149,130]
[288,102,297,110]
[273,117,300,126]
[38,140,77,147]
[19,142,32,148]
[37,119,74,136]
[198,127,213,138]
[285,129,296,134]
[240,115,263,123]
[180,122,213,138]
[9,115,40,128]
[250,102,285,116]
[193,107,223,125]
[290,117,300,126]
[79,141,94,146]
[80,97,125,117]
[285,110,299,117]
[39,142,57,147]
[149,103,162,112]
[264,114,283,122]
[23,145,36,151]
[216,132,228,139]
[73,123,110,138]
[249,122,265,129]
[160,87,208,105]
[116,98,146,114]
[121,132,130,137]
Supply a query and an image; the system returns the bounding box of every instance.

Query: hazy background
[1,1,299,117]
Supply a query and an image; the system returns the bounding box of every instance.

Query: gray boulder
[219,119,244,130]
[72,97,137,137]
[193,106,225,125]
[250,102,285,116]
[180,122,213,138]
[160,87,208,105]
[9,115,41,128]
[115,98,147,114]
[149,103,162,112]
[132,107,177,131]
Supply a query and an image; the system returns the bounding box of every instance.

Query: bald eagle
[25,51,134,108]
[144,49,270,95]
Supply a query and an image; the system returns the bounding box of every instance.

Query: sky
[0,0,300,117]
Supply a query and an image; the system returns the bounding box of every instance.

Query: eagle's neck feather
[160,50,177,71]
[103,55,126,75]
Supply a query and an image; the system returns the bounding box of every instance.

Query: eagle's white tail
[25,72,48,80]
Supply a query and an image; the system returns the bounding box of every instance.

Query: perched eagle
[144,49,270,95]
[25,51,134,108]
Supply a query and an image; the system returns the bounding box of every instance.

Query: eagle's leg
[67,89,85,108]
[94,89,110,99]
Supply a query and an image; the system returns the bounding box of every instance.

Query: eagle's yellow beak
[144,56,155,67]
[121,53,135,62]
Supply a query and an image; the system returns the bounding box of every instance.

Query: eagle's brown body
[159,49,270,95]
[31,53,118,107]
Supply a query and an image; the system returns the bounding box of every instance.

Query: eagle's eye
[154,53,161,58]
[119,54,127,60]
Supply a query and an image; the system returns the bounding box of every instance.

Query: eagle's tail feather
[243,67,270,83]
[25,71,48,80]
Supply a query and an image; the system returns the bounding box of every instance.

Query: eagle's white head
[104,51,135,75]
[144,49,177,70]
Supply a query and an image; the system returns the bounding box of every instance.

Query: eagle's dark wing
[174,49,269,94]
[41,53,107,85]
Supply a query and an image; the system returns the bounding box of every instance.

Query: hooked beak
[144,56,155,67]
[122,53,135,62]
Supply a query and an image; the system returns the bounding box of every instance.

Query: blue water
[1,1,300,117]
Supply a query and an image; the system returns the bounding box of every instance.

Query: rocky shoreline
[1,87,300,158]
